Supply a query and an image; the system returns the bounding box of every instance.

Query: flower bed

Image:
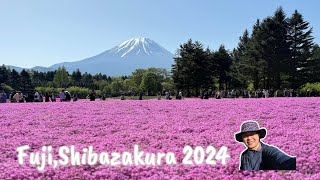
[0,98,319,179]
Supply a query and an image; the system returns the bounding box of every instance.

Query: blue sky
[0,0,319,68]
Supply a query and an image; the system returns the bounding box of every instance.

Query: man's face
[242,131,260,150]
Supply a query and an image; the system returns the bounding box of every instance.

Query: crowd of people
[157,91,183,100]
[0,88,318,103]
[211,88,317,99]
[0,89,80,103]
[156,88,314,100]
[157,88,316,100]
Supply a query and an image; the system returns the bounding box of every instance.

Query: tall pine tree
[230,29,251,88]
[287,10,314,88]
[213,45,232,90]
[172,39,195,96]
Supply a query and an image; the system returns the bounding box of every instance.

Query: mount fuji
[49,37,174,76]
[4,37,174,76]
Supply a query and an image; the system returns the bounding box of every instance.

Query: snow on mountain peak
[47,37,174,76]
[109,37,172,58]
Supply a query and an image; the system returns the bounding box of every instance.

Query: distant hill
[4,65,54,73]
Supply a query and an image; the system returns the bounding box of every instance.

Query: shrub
[300,83,320,96]
[0,83,13,94]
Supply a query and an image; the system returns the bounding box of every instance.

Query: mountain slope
[50,37,174,76]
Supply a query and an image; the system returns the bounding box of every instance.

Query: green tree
[94,80,109,92]
[172,39,211,96]
[53,66,69,88]
[161,81,175,92]
[0,83,13,94]
[140,71,162,95]
[0,65,10,85]
[93,73,104,81]
[32,71,47,87]
[300,45,320,83]
[71,69,82,86]
[20,69,34,91]
[287,10,314,88]
[172,39,195,96]
[102,84,112,97]
[45,71,56,82]
[81,72,94,89]
[9,69,21,90]
[131,69,146,88]
[192,42,212,94]
[246,19,266,90]
[258,8,291,89]
[310,44,320,59]
[123,78,139,94]
[213,45,232,90]
[230,29,251,88]
[110,78,124,96]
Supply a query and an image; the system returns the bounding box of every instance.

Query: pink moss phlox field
[0,98,319,179]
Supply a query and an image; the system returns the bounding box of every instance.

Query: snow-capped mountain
[4,37,174,76]
[109,37,173,57]
[49,37,174,76]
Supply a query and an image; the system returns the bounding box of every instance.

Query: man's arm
[240,154,244,170]
[263,145,296,170]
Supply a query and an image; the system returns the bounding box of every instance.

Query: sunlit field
[0,98,319,179]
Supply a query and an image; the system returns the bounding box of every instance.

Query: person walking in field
[0,90,7,103]
[87,90,96,101]
[176,91,183,100]
[65,91,72,102]
[59,90,66,102]
[178,91,183,99]
[73,93,78,102]
[51,92,56,102]
[45,92,50,102]
[204,92,209,99]
[34,91,41,102]
[13,91,24,103]
[165,91,172,100]
[215,91,221,99]
[120,94,125,100]
[157,91,161,100]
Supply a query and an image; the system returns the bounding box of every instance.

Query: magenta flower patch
[0,98,319,179]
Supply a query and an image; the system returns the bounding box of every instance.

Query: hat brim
[235,128,266,142]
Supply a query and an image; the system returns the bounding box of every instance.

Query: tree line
[0,65,173,98]
[172,7,320,96]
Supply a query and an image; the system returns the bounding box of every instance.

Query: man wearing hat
[235,120,296,170]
